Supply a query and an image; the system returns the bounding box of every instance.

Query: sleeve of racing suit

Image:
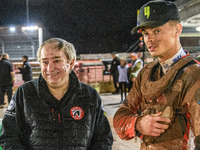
[190,87,200,150]
[182,77,200,150]
[0,87,26,150]
[113,73,143,140]
[90,91,113,150]
[195,135,200,150]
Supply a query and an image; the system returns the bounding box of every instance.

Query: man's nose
[147,34,155,43]
[47,61,55,72]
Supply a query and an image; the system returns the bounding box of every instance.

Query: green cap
[131,0,180,34]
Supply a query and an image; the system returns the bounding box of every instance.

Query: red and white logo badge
[70,106,84,120]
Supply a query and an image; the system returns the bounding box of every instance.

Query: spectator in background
[76,62,88,84]
[117,58,129,103]
[110,51,120,94]
[127,52,143,91]
[18,55,33,82]
[0,53,14,107]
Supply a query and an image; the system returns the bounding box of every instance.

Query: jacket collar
[1,58,8,61]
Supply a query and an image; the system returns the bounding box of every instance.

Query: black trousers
[119,82,127,102]
[112,74,119,92]
[0,85,13,104]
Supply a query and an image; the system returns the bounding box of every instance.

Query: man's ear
[175,23,183,37]
[70,58,75,70]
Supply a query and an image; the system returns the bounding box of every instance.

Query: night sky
[0,0,151,54]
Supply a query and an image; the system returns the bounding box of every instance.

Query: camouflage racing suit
[113,55,200,150]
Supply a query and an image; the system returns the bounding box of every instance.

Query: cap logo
[144,6,150,19]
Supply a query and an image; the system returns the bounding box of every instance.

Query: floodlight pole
[38,27,43,47]
[26,0,30,24]
[0,38,5,54]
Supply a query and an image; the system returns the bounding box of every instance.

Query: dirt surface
[100,93,141,150]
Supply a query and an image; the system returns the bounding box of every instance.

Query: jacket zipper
[51,108,62,150]
[51,108,55,121]
[51,108,61,123]
[58,113,60,123]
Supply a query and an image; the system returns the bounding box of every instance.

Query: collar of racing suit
[159,48,186,74]
[141,53,193,101]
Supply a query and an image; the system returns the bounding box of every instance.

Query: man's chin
[46,78,59,85]
[149,52,159,58]
[151,55,159,59]
[47,81,60,88]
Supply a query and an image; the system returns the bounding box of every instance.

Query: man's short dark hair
[22,55,28,60]
[112,51,117,55]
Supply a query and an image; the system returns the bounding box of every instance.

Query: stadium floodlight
[22,26,38,31]
[21,25,43,55]
[9,27,16,32]
[196,27,200,32]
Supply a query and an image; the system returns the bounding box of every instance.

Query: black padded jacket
[0,71,113,150]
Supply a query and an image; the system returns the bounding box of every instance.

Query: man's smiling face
[40,44,71,88]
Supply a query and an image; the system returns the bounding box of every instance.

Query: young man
[0,38,113,149]
[0,53,14,107]
[18,55,33,82]
[113,1,200,149]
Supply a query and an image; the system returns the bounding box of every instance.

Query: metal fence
[13,64,113,89]
[73,65,112,84]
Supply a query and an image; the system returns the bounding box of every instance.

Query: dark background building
[0,0,199,59]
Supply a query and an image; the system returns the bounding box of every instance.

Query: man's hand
[136,112,171,136]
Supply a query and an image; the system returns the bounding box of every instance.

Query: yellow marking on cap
[144,6,150,19]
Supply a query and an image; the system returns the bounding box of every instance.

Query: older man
[0,38,113,149]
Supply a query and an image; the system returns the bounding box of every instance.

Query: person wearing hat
[127,52,143,92]
[110,51,120,94]
[113,0,200,149]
